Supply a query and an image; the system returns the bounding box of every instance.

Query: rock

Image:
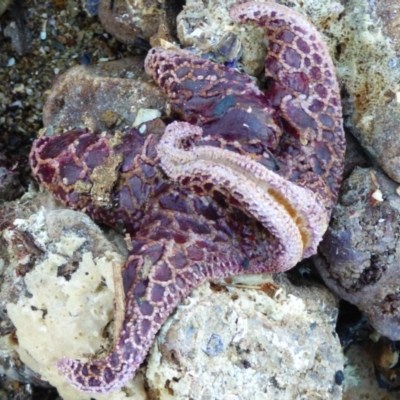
[177,0,267,75]
[0,0,11,16]
[98,0,167,44]
[3,16,32,56]
[0,192,61,390]
[343,341,400,400]
[42,56,167,135]
[0,202,147,400]
[315,166,400,340]
[145,274,343,400]
[97,0,184,46]
[0,152,23,201]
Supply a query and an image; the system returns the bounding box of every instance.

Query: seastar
[29,1,345,394]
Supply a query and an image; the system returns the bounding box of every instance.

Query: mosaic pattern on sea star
[29,1,345,393]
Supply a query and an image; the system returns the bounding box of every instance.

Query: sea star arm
[229,1,345,204]
[56,207,275,392]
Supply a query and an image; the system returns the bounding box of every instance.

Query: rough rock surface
[98,0,166,44]
[177,0,267,75]
[0,152,23,201]
[42,56,167,135]
[97,0,187,47]
[0,200,144,400]
[146,274,343,400]
[315,166,400,340]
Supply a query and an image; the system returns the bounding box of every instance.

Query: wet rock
[177,0,267,75]
[42,56,167,134]
[375,0,400,56]
[98,0,167,44]
[97,0,184,46]
[0,153,23,201]
[315,166,400,340]
[146,274,343,400]
[3,9,32,55]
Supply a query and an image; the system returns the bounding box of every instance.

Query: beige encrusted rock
[0,204,147,400]
[146,274,344,400]
[42,56,167,134]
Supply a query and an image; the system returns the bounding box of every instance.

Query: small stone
[101,109,122,128]
[98,0,168,44]
[335,370,345,385]
[132,108,161,128]
[7,58,15,67]
[371,189,383,202]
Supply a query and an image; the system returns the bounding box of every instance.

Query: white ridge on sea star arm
[157,121,329,270]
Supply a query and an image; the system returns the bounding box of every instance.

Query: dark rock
[315,166,400,340]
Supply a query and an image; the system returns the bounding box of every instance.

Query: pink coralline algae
[29,1,345,394]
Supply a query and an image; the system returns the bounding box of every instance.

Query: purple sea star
[29,1,345,393]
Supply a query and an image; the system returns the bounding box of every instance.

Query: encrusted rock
[42,56,167,134]
[177,0,267,75]
[98,0,167,44]
[0,203,144,400]
[315,166,400,340]
[146,274,343,399]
